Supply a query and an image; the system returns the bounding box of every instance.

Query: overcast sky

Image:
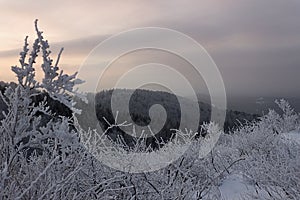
[0,0,300,98]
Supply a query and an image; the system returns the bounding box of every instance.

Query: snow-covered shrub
[0,19,85,199]
[230,100,300,199]
[1,19,299,200]
[78,118,247,199]
[0,20,127,200]
[1,20,233,200]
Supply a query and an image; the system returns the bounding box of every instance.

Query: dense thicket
[0,20,299,200]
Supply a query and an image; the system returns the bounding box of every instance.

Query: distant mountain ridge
[85,89,259,149]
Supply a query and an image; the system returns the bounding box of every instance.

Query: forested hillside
[93,89,258,148]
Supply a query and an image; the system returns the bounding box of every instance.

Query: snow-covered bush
[1,19,299,200]
[0,20,123,200]
[0,20,230,200]
[0,19,77,199]
[229,99,300,199]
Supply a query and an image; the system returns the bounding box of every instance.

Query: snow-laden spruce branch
[11,19,86,114]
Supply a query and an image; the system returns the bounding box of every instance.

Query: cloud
[0,0,300,98]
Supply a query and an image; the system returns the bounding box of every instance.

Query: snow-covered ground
[220,174,273,200]
[220,174,255,200]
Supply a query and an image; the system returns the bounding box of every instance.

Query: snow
[220,130,300,200]
[282,131,300,145]
[219,174,255,200]
[219,174,281,200]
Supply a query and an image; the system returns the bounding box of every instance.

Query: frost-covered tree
[0,20,123,200]
[0,19,82,199]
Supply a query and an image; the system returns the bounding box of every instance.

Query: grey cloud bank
[0,0,300,100]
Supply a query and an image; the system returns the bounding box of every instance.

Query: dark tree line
[95,89,259,149]
[0,81,72,122]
